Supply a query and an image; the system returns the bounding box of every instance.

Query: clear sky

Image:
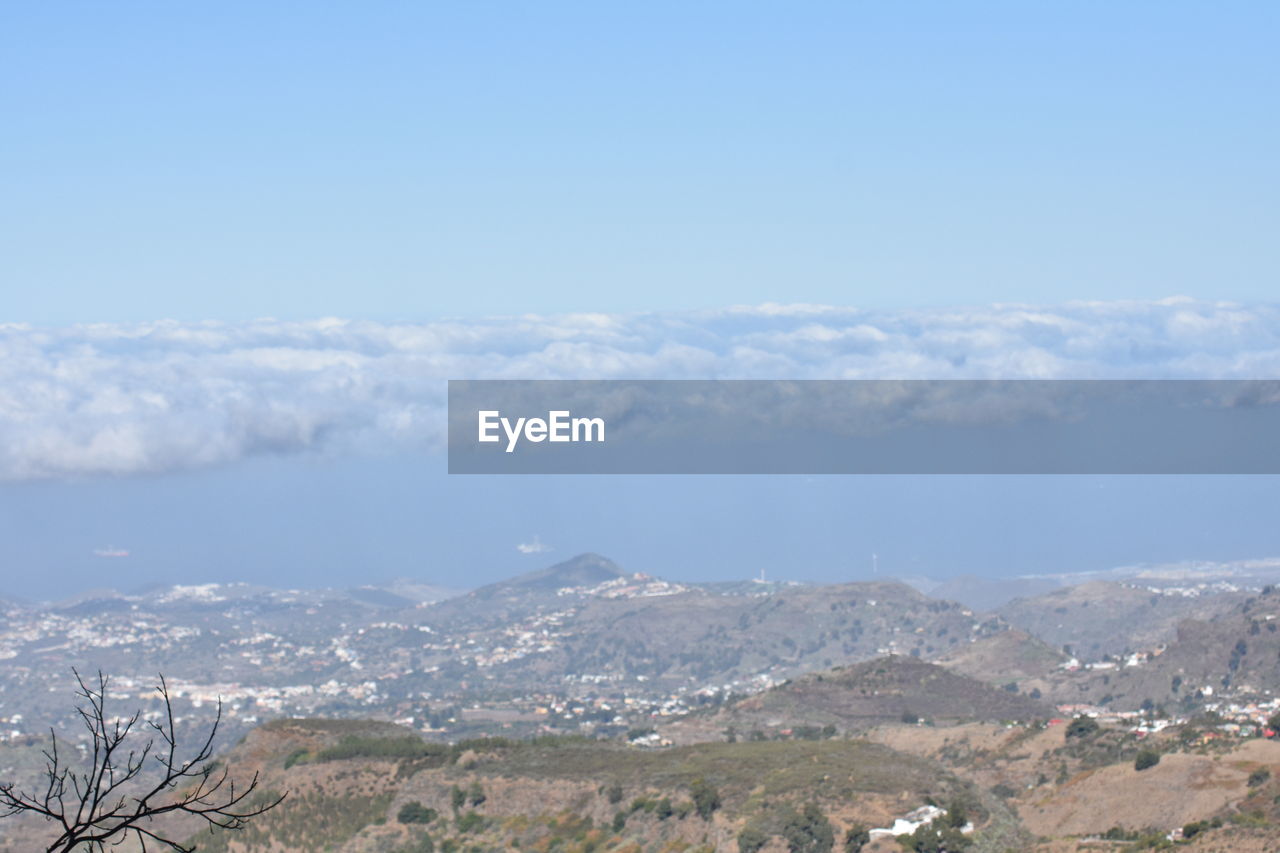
[2,4,1279,600]
[3,2,1277,323]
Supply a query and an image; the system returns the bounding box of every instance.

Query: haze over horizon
[19,547,1280,608]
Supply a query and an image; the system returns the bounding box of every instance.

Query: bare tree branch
[0,670,285,852]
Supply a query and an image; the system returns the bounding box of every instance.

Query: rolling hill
[665,656,1055,744]
[0,717,1001,853]
[996,580,1247,660]
[1038,586,1280,710]
[935,628,1067,686]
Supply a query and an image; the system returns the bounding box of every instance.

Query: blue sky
[3,2,1277,322]
[2,4,1279,598]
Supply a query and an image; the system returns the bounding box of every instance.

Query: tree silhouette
[0,670,284,852]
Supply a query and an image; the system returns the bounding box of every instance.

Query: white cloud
[1,299,1278,480]
[516,536,552,555]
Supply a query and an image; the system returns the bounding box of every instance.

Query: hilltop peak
[475,553,630,598]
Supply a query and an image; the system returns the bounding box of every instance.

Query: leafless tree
[0,670,284,851]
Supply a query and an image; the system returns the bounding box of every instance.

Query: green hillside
[177,718,1002,853]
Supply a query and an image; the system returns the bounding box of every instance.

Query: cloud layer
[2,298,1278,480]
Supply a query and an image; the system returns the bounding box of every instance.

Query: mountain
[8,553,1277,769]
[452,577,1005,692]
[390,557,1008,699]
[14,554,1280,850]
[996,580,1247,660]
[473,552,629,598]
[1038,586,1280,711]
[0,556,1011,750]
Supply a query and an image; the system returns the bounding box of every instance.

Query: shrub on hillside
[945,799,968,828]
[690,777,721,820]
[902,822,972,852]
[397,802,439,824]
[1134,749,1160,771]
[1065,716,1099,739]
[782,803,834,853]
[1182,816,1224,839]
[283,748,310,769]
[843,823,870,853]
[738,825,768,853]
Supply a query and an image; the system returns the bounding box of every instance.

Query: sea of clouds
[2,298,1277,481]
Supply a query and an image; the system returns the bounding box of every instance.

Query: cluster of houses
[1053,694,1280,740]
